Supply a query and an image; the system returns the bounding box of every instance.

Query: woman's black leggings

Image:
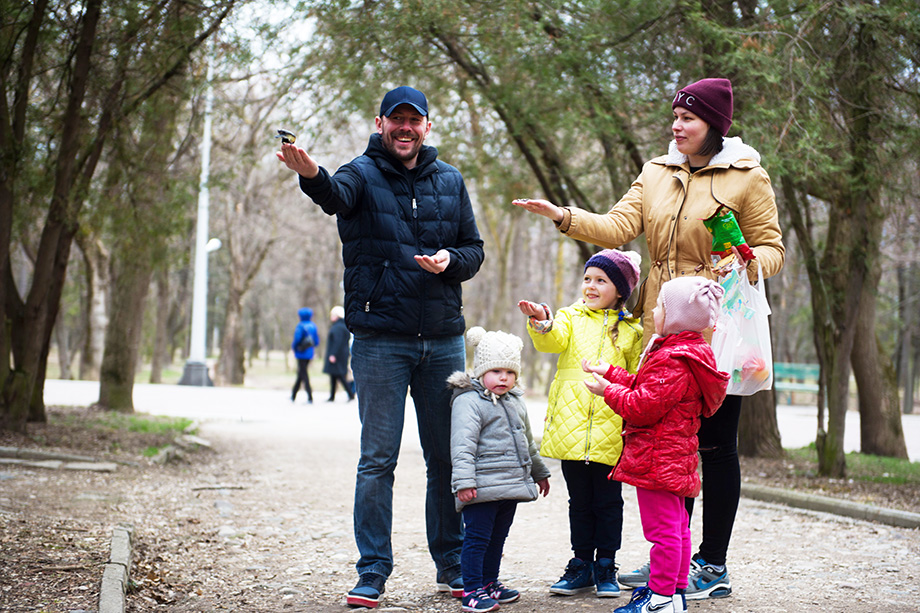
[684,394,742,567]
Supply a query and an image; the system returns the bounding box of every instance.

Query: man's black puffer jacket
[299,134,484,338]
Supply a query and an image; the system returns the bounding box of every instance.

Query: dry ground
[1,405,918,612]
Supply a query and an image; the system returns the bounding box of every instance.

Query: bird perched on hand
[275,129,296,144]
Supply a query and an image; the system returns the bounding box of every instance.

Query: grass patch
[786,444,920,485]
[55,410,195,436]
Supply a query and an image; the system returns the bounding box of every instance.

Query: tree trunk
[898,263,916,415]
[76,234,109,381]
[98,256,153,412]
[851,267,908,458]
[150,268,170,384]
[218,285,246,385]
[54,322,72,380]
[738,389,784,458]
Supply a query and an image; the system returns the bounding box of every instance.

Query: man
[278,86,485,609]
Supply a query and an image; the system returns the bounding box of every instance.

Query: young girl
[449,327,551,613]
[518,248,643,598]
[583,277,730,613]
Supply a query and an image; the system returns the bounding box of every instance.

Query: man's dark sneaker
[436,568,464,598]
[550,557,595,595]
[347,573,386,608]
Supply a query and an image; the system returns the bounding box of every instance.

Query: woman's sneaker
[550,557,594,595]
[618,561,650,589]
[487,580,520,604]
[346,573,386,609]
[594,558,621,597]
[685,556,731,600]
[461,587,500,612]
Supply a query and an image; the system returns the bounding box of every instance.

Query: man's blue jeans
[350,330,464,579]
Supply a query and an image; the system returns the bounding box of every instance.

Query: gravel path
[106,402,918,612]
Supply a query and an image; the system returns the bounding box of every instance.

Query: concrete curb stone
[99,523,134,613]
[741,482,920,529]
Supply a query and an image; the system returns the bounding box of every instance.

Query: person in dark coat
[277,86,484,608]
[291,307,320,404]
[323,306,354,402]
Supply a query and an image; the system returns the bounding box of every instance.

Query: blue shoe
[614,586,674,613]
[685,556,731,600]
[550,557,594,595]
[487,580,520,603]
[461,587,500,612]
[594,558,621,597]
[436,568,464,598]
[346,573,386,609]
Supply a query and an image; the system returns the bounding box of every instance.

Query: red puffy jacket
[602,331,729,498]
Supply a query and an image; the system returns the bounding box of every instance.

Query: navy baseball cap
[379,86,429,117]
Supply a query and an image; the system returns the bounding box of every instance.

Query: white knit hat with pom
[467,326,524,379]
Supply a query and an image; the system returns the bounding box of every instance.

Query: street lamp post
[179,61,218,386]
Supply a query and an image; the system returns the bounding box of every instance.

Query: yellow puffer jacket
[557,138,785,349]
[528,302,642,466]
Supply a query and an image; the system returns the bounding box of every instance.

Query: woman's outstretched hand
[512,198,564,223]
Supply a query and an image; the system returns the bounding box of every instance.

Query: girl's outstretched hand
[518,300,545,318]
[536,478,550,497]
[584,372,609,397]
[581,359,610,377]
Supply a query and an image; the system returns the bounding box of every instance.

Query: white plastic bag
[711,260,774,396]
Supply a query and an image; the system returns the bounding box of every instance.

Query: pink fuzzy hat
[657,277,724,335]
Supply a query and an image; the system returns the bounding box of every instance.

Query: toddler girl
[449,327,551,612]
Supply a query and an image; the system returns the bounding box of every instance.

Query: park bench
[774,362,820,404]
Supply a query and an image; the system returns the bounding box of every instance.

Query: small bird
[275,129,296,145]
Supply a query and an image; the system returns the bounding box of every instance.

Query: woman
[514,77,784,605]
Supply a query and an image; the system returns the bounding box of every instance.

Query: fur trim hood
[665,136,761,167]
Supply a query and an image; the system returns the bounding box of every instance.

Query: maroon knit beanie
[584,249,642,302]
[672,78,734,136]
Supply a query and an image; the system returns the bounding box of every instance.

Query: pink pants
[636,487,691,596]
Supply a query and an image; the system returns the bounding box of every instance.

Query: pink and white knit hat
[657,277,724,335]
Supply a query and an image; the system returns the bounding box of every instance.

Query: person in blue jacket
[277,86,485,609]
[291,307,320,404]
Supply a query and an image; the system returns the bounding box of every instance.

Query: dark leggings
[561,460,623,562]
[684,394,741,567]
[292,358,313,402]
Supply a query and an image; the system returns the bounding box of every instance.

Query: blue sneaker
[594,558,621,597]
[487,580,520,604]
[436,568,464,598]
[613,586,674,613]
[685,556,731,600]
[346,573,386,609]
[550,557,594,595]
[461,587,500,612]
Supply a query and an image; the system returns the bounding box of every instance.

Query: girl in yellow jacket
[518,248,643,599]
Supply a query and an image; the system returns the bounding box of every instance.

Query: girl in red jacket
[583,277,730,613]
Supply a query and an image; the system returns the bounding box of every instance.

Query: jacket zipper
[583,309,609,463]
